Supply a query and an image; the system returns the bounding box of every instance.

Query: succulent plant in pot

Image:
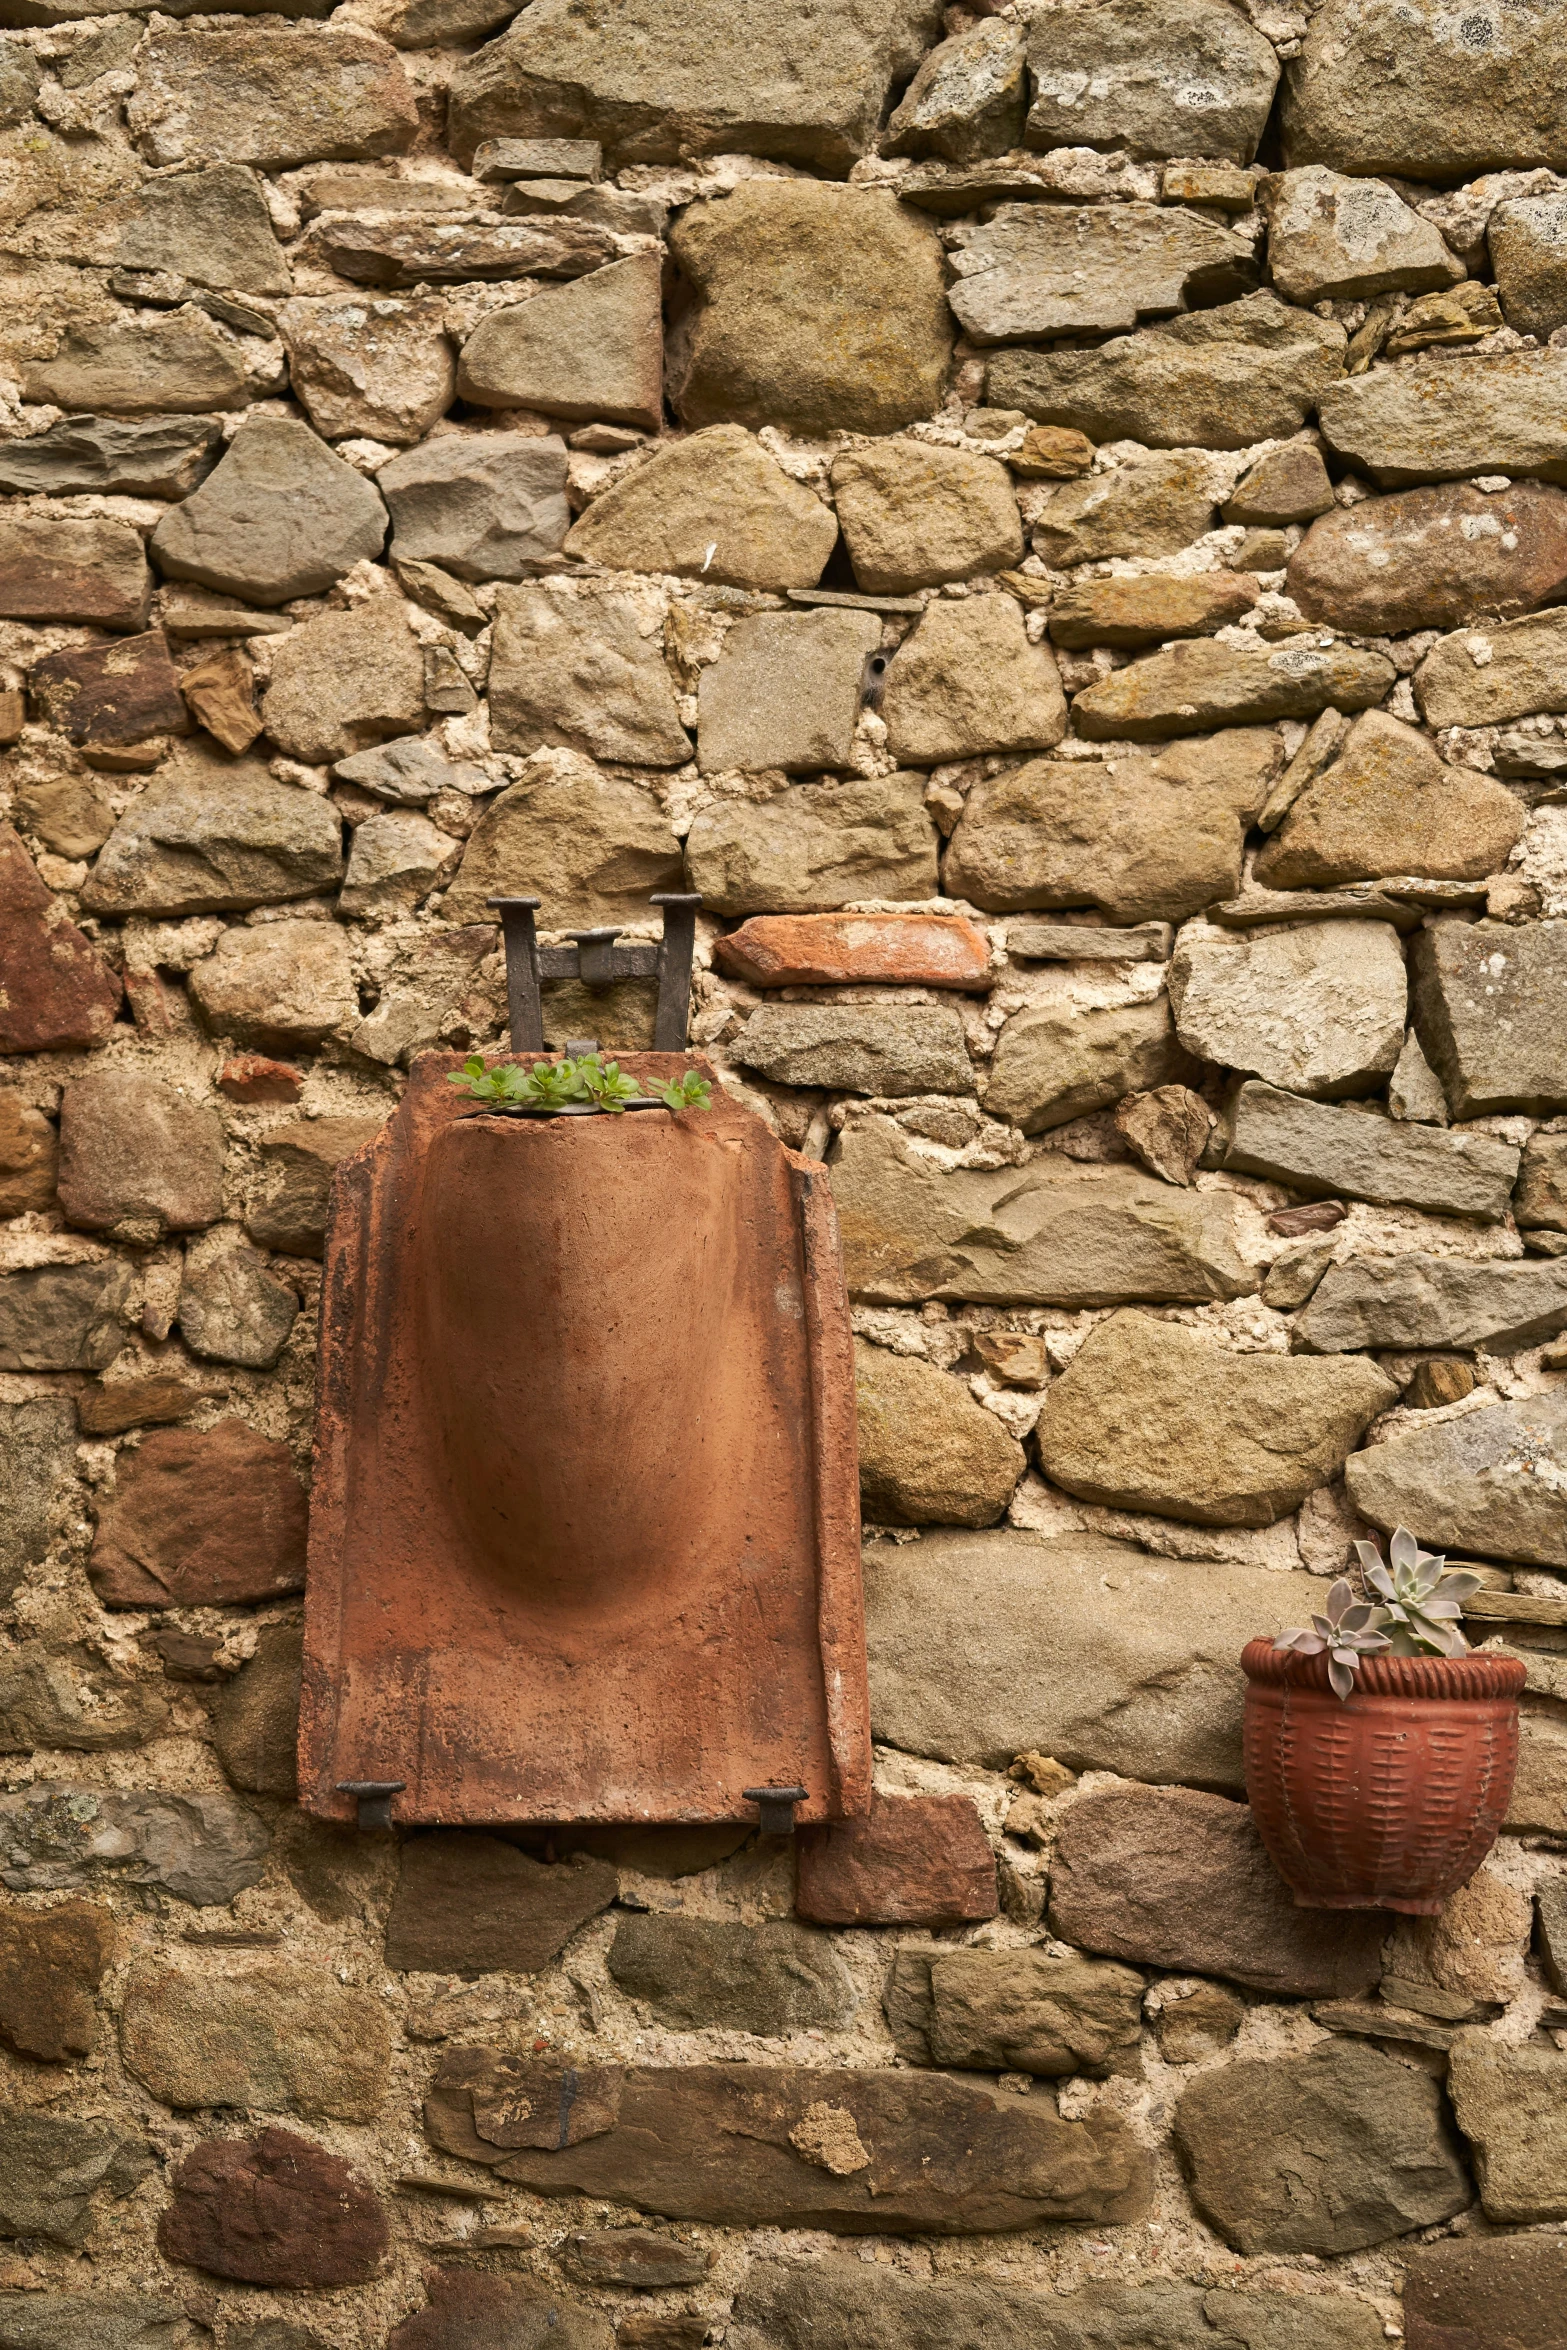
[1242,1526,1525,1916]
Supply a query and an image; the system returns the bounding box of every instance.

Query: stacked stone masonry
[3,0,1567,2342]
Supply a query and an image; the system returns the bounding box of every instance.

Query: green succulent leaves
[447,1053,712,1117]
[1274,1524,1479,1698]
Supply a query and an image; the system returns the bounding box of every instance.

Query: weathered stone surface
[1225,1079,1521,1220]
[0,416,221,500]
[1267,167,1462,305]
[89,1419,307,1608]
[0,825,122,1050]
[1029,451,1217,568]
[0,1784,270,1908]
[303,212,616,286]
[831,442,1020,593]
[445,761,681,926]
[1292,481,1567,638]
[1175,2042,1470,2254]
[334,737,491,806]
[1047,572,1258,650]
[1025,0,1277,163]
[11,771,115,863]
[948,202,1254,344]
[22,311,255,419]
[1299,1256,1567,1355]
[245,1117,381,1259]
[121,1960,390,2120]
[424,2050,1150,2230]
[990,294,1344,452]
[1448,2035,1567,2222]
[714,913,989,991]
[378,433,569,583]
[608,1917,854,2033]
[0,1396,74,1596]
[685,774,937,913]
[855,1339,1024,1528]
[261,595,426,765]
[1492,192,1567,341]
[0,2112,152,2248]
[565,426,836,590]
[570,2231,706,2289]
[179,647,262,757]
[0,2297,205,2350]
[151,418,387,606]
[893,1946,1143,2078]
[885,17,1025,164]
[279,294,454,446]
[0,513,151,630]
[1318,354,1567,488]
[1280,0,1567,181]
[1402,2232,1567,2350]
[57,1072,222,1240]
[113,163,290,294]
[211,1622,302,1798]
[864,1530,1338,1788]
[386,1834,617,1974]
[0,1096,57,1218]
[1037,1311,1397,1528]
[29,629,187,752]
[176,1232,298,1369]
[795,1792,997,1927]
[388,2273,610,2350]
[488,583,689,765]
[985,1000,1194,1136]
[0,1643,167,1755]
[158,2128,390,2286]
[1518,1132,1567,1230]
[457,254,662,429]
[733,1004,972,1097]
[1169,919,1406,1099]
[1345,1390,1567,1567]
[1254,713,1525,889]
[444,0,940,175]
[942,729,1277,925]
[668,181,951,438]
[0,1261,132,1373]
[1224,440,1335,528]
[698,608,879,774]
[832,1114,1255,1306]
[1418,606,1567,730]
[1048,1783,1385,1998]
[1074,637,1394,742]
[881,596,1067,763]
[189,920,358,1052]
[128,28,418,170]
[0,1901,114,2063]
[1115,1085,1214,1188]
[1413,919,1567,1117]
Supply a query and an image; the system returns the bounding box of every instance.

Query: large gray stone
[607,1917,854,2033]
[891,1946,1144,2078]
[0,1262,133,1373]
[1446,2035,1567,2225]
[0,416,221,500]
[1266,167,1462,306]
[1290,481,1567,637]
[444,0,941,174]
[989,294,1344,452]
[112,164,290,295]
[1074,638,1395,742]
[1035,1310,1396,1528]
[127,26,418,171]
[880,596,1067,764]
[1025,0,1278,163]
[863,1530,1343,1789]
[260,594,426,766]
[947,203,1255,343]
[119,1959,391,2121]
[20,311,259,420]
[684,774,938,913]
[698,609,880,775]
[984,999,1194,1135]
[1224,1080,1520,1221]
[1413,920,1567,1118]
[0,1784,269,1906]
[732,1004,972,1097]
[149,418,388,606]
[1176,2042,1471,2253]
[0,2298,202,2350]
[176,1234,299,1371]
[0,1398,76,1601]
[1297,1256,1567,1355]
[1048,1783,1385,1999]
[456,254,662,430]
[564,426,836,591]
[1345,1390,1567,1568]
[831,1114,1255,1306]
[1280,0,1567,181]
[1318,354,1567,488]
[884,18,1025,165]
[377,433,569,583]
[82,750,345,917]
[1168,920,1407,1100]
[444,759,681,927]
[1251,711,1525,889]
[0,2112,152,2248]
[488,583,689,765]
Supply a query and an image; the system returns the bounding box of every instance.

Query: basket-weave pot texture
[1241,1639,1526,1916]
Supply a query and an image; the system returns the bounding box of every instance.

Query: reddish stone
[77,1374,212,1438]
[28,629,190,750]
[89,1418,308,1609]
[0,1091,58,1216]
[714,912,991,991]
[389,2270,610,2350]
[1403,2232,1567,2350]
[58,1069,224,1237]
[158,2126,390,2288]
[385,1833,618,1974]
[1267,1199,1348,1237]
[0,824,122,1054]
[0,514,152,631]
[795,1791,999,1926]
[217,1056,304,1104]
[0,1899,115,2063]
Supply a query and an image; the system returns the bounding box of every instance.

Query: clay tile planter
[299,1054,870,1835]
[1241,1640,1526,1916]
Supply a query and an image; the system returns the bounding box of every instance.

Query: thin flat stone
[1224,1080,1519,1220]
[1007,921,1173,961]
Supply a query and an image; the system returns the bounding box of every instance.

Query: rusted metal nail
[743,1784,807,1835]
[336,1780,405,1831]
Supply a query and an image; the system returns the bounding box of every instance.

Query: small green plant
[658,1070,712,1112]
[1273,1523,1482,1697]
[575,1055,642,1115]
[448,1053,712,1116]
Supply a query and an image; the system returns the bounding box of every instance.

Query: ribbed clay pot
[1241,1639,1526,1915]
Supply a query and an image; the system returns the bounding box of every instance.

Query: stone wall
[1,0,1566,2343]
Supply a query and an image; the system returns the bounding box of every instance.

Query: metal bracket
[486,893,702,1055]
[744,1784,807,1835]
[336,1779,405,1831]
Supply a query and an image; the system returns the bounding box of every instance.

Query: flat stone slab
[1296,1255,1567,1355]
[795,1791,998,1926]
[1413,918,1567,1118]
[1345,1390,1567,1569]
[1224,1080,1520,1220]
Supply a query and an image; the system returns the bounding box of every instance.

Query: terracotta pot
[1241,1638,1526,1916]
